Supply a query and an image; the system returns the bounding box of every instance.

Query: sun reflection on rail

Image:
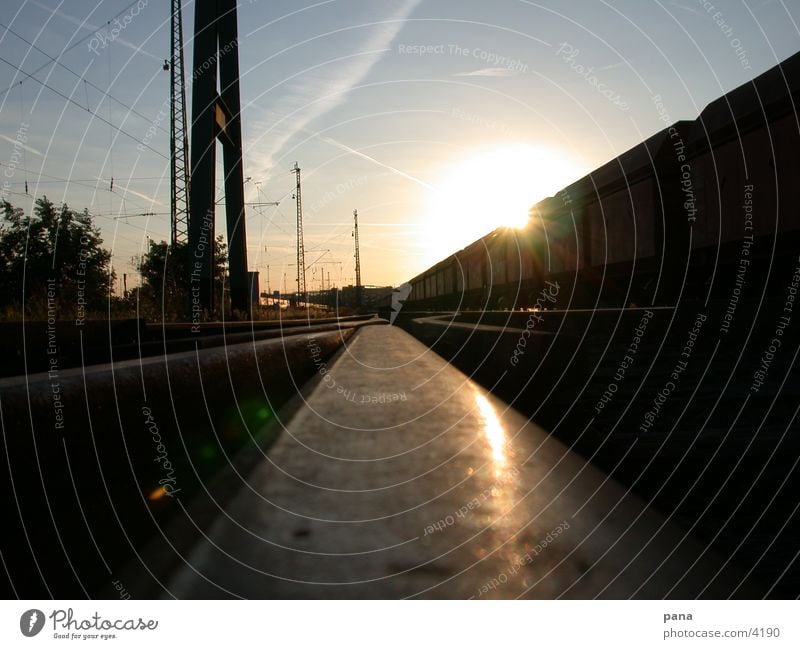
[474,392,507,470]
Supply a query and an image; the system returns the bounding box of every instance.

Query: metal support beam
[188,0,249,318]
[217,1,248,317]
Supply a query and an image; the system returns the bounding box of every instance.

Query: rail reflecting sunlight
[474,392,508,471]
[473,390,531,572]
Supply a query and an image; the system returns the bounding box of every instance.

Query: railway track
[398,303,800,596]
[0,313,378,378]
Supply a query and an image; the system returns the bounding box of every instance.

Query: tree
[0,197,113,317]
[137,236,228,320]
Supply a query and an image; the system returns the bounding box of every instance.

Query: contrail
[28,0,162,61]
[0,133,42,156]
[118,186,162,205]
[246,0,423,176]
[313,131,436,192]
[94,176,162,205]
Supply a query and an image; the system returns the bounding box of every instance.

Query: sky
[0,0,798,292]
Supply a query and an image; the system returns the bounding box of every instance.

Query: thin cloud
[118,186,160,204]
[99,177,161,205]
[316,133,435,191]
[667,2,701,15]
[320,222,413,227]
[597,60,629,71]
[454,67,519,77]
[29,0,162,61]
[247,0,422,178]
[0,133,42,156]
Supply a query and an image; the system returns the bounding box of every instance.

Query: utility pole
[169,0,189,246]
[288,258,341,292]
[293,162,306,306]
[353,208,362,307]
[251,181,280,211]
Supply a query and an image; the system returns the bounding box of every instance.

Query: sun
[423,143,581,263]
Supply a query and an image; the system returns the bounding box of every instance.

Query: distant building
[335,285,393,309]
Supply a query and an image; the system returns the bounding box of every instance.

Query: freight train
[404,52,800,311]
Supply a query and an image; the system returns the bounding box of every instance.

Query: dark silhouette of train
[404,51,800,312]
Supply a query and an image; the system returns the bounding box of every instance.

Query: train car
[403,50,800,312]
[544,123,692,308]
[684,53,800,300]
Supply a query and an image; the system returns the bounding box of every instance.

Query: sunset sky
[1,0,798,290]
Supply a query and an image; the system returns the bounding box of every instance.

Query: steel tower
[353,208,362,307]
[293,162,306,304]
[169,0,189,246]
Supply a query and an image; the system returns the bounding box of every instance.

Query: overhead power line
[0,0,152,99]
[0,54,169,160]
[0,21,169,136]
[0,162,163,204]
